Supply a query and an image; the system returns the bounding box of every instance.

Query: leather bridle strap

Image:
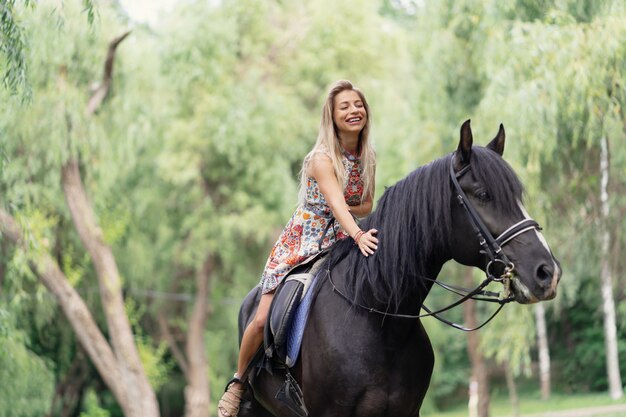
[450,161,511,265]
[496,218,541,246]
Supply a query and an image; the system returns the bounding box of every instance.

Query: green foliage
[480,304,535,376]
[0,309,55,417]
[0,0,99,99]
[137,338,173,392]
[0,0,31,98]
[550,276,626,392]
[80,389,111,417]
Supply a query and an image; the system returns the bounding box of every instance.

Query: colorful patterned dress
[260,149,364,294]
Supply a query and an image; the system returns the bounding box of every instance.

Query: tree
[534,303,551,399]
[463,269,490,417]
[599,134,623,399]
[0,2,160,415]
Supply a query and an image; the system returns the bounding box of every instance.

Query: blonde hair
[298,80,376,205]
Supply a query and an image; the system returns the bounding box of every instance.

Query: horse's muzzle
[510,259,561,304]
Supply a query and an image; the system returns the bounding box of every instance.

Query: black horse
[238,120,561,417]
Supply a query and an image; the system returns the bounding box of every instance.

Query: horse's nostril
[537,264,553,283]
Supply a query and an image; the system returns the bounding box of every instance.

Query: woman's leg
[236,292,274,377]
[218,292,274,417]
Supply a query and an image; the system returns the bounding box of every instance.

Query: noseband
[327,155,543,331]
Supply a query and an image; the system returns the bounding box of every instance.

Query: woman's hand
[355,228,378,257]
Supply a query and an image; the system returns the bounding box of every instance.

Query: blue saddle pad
[285,271,320,367]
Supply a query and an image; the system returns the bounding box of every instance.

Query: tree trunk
[468,376,478,417]
[534,303,551,400]
[503,361,520,417]
[464,268,490,417]
[61,161,160,416]
[53,29,159,416]
[184,255,213,417]
[0,208,129,409]
[599,135,623,400]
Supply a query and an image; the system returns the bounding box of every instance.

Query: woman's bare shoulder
[306,148,333,177]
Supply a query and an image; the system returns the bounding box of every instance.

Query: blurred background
[0,0,625,416]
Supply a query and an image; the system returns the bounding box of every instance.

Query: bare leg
[218,292,274,417]
[236,292,274,377]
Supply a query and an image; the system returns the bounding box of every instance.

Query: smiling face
[333,89,367,137]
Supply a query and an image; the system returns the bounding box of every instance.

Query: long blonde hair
[298,80,376,204]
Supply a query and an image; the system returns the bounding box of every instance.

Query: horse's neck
[404,258,448,312]
[344,253,450,317]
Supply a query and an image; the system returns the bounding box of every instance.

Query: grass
[423,391,626,417]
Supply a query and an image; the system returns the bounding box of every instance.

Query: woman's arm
[308,155,378,256]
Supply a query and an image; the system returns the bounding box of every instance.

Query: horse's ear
[456,119,473,167]
[487,124,505,156]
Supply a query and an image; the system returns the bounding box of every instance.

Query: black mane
[324,146,524,312]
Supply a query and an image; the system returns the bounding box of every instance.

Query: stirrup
[217,377,245,417]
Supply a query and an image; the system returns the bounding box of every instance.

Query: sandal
[217,377,245,417]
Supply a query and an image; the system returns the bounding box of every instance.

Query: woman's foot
[217,380,244,417]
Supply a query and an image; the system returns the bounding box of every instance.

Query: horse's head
[449,120,561,304]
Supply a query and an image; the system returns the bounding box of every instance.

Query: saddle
[263,252,327,368]
[239,253,327,417]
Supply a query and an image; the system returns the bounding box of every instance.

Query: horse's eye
[476,190,492,202]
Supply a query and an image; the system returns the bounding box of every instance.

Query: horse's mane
[324,146,524,312]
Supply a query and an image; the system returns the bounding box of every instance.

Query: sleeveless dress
[259,149,364,294]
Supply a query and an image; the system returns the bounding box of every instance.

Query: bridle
[327,155,543,331]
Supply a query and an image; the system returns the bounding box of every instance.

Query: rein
[326,156,542,332]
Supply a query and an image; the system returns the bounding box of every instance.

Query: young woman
[218,80,378,417]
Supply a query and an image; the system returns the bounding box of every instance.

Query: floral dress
[260,150,364,294]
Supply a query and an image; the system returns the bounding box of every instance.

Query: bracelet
[353,230,364,244]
